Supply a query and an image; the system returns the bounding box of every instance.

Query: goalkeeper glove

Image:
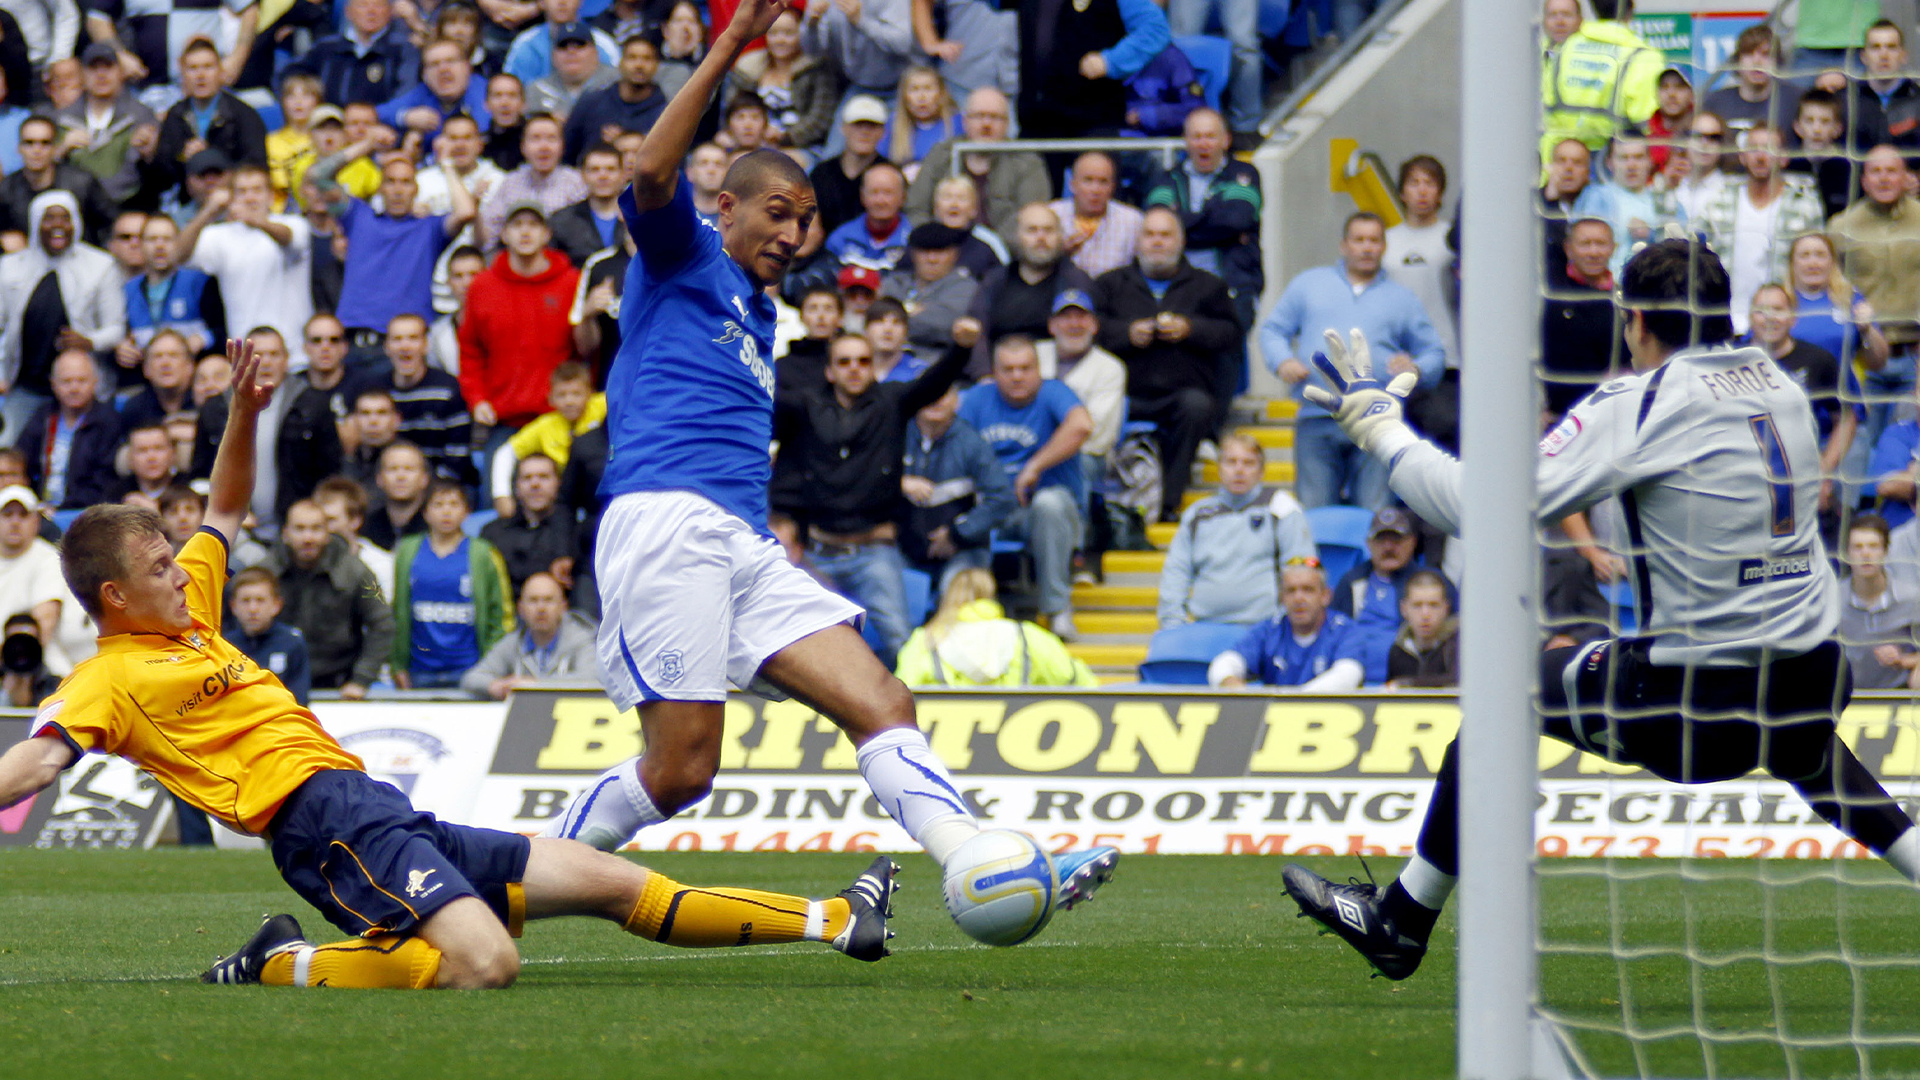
[1300,328,1420,461]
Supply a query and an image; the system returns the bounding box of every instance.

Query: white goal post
[1455,0,1543,1074]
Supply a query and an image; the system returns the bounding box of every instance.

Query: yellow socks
[260,935,443,989]
[623,870,850,948]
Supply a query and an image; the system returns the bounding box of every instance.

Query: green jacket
[390,533,515,675]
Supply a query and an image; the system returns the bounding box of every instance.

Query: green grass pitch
[5,851,1920,1079]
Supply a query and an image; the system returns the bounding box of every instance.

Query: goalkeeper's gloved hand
[1300,328,1420,461]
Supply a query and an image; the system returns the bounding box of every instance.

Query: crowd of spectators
[0,0,1310,703]
[28,0,1920,705]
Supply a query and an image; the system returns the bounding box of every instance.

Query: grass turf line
[6,850,1920,1078]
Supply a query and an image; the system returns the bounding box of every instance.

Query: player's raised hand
[226,337,277,416]
[728,0,791,41]
[1302,328,1418,457]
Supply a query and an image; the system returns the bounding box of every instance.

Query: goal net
[1505,6,1920,1077]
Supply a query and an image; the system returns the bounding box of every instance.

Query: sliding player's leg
[519,837,897,959]
[759,624,1121,910]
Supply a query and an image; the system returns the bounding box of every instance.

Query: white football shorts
[595,489,863,707]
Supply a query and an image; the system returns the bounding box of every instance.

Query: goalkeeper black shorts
[1538,638,1851,785]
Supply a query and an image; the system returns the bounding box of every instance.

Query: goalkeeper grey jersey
[1389,343,1839,666]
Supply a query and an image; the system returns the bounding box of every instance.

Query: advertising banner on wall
[470,690,1920,861]
[0,717,173,849]
[11,690,1920,860]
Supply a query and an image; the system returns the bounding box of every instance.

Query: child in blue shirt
[391,480,514,689]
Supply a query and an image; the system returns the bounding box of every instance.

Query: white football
[941,829,1058,947]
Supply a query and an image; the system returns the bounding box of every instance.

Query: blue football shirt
[409,538,479,675]
[601,180,780,531]
[957,379,1086,504]
[1229,611,1368,688]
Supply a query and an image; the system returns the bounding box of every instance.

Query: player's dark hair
[1397,154,1447,196]
[60,503,167,620]
[1342,211,1383,239]
[156,482,203,516]
[1620,238,1734,348]
[1869,18,1906,47]
[231,565,282,599]
[1851,512,1893,548]
[720,149,813,202]
[313,476,369,523]
[425,478,470,510]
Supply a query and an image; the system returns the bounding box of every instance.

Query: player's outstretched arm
[203,337,278,543]
[0,735,74,811]
[629,0,789,212]
[1303,327,1463,532]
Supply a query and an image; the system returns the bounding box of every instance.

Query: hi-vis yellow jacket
[1541,20,1664,161]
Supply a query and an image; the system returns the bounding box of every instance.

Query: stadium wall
[1249,0,1460,397]
[8,690,1920,861]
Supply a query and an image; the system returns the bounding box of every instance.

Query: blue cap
[552,20,593,46]
[1052,288,1094,315]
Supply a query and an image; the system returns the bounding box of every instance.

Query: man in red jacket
[458,200,582,444]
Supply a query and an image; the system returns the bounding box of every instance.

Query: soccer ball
[941,829,1058,947]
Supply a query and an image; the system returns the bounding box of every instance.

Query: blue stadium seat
[462,510,498,538]
[1173,35,1232,112]
[51,509,81,533]
[1259,0,1293,38]
[1306,504,1374,585]
[1139,621,1247,684]
[902,566,933,628]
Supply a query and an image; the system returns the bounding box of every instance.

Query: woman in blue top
[1789,232,1885,504]
[1789,232,1890,372]
[0,67,27,175]
[886,66,963,182]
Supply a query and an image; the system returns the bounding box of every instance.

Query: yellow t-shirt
[266,127,312,212]
[29,529,363,835]
[506,396,607,468]
[285,150,382,210]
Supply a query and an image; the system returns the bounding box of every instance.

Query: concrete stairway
[1064,398,1298,682]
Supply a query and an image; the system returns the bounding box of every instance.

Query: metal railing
[944,137,1188,178]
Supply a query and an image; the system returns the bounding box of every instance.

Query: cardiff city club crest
[338,728,452,797]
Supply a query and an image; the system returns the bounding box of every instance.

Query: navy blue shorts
[268,770,531,939]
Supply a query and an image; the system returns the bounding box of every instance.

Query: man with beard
[953,201,1095,378]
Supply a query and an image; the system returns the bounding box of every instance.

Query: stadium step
[1264,399,1300,421]
[1200,459,1295,486]
[1075,610,1159,634]
[1072,583,1158,609]
[1102,550,1164,575]
[1147,521,1178,548]
[1067,642,1148,668]
[1237,425,1295,450]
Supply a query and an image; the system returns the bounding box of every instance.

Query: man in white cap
[807,94,891,235]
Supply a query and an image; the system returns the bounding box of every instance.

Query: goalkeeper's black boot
[1281,864,1427,981]
[202,913,307,984]
[830,857,899,963]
